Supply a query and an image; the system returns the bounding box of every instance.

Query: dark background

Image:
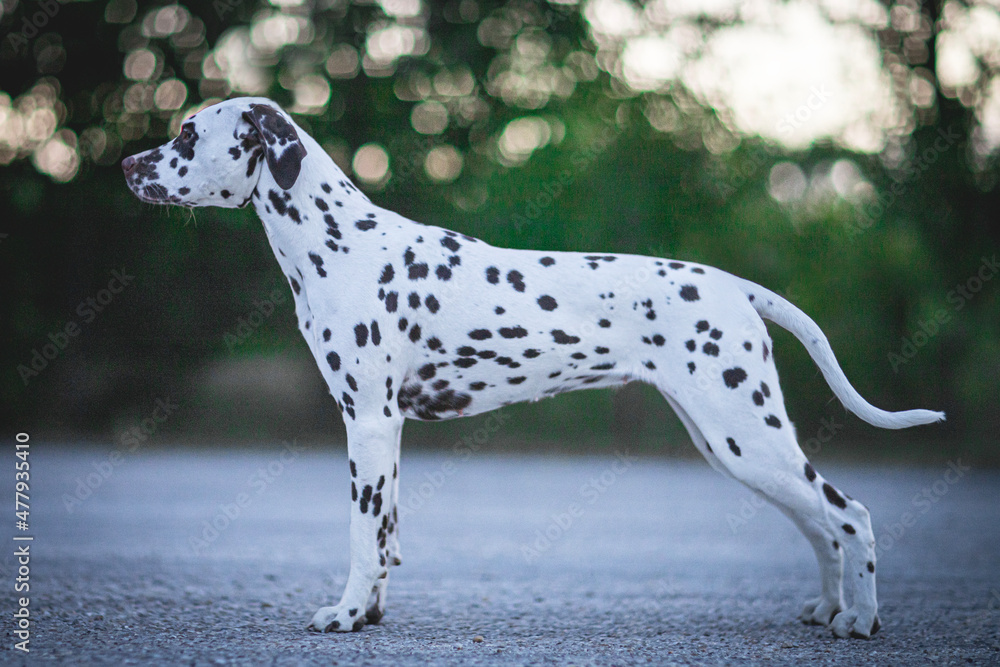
[1,0,997,462]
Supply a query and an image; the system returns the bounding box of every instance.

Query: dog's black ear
[244,103,307,190]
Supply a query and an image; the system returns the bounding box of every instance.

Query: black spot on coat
[537,295,558,311]
[679,285,700,301]
[823,483,847,509]
[499,326,528,338]
[327,352,341,371]
[722,368,747,388]
[551,330,580,344]
[308,252,326,277]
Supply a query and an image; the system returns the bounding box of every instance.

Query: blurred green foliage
[0,0,998,461]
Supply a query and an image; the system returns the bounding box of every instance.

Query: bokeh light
[208,30,268,95]
[141,4,190,38]
[250,12,311,53]
[325,45,360,79]
[291,75,331,115]
[154,80,188,111]
[123,48,158,81]
[498,116,559,164]
[0,0,997,185]
[411,100,448,134]
[380,0,423,18]
[104,0,137,24]
[353,143,391,185]
[0,81,78,180]
[365,24,430,70]
[767,161,808,204]
[32,129,79,183]
[424,145,463,182]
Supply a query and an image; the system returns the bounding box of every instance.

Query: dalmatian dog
[122,97,944,638]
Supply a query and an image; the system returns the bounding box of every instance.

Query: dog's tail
[736,278,945,429]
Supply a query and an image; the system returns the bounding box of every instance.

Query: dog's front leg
[309,417,402,632]
[362,420,403,625]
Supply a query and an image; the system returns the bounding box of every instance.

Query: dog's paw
[365,601,384,625]
[830,607,881,639]
[364,577,388,625]
[799,596,842,626]
[307,605,366,633]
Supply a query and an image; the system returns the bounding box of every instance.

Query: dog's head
[122,97,307,208]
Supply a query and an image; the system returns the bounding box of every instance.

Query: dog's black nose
[121,155,136,176]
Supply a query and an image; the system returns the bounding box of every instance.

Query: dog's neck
[251,134,391,271]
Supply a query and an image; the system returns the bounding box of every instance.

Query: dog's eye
[179,125,195,141]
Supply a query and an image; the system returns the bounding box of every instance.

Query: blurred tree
[0,0,997,457]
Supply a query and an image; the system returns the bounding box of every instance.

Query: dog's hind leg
[660,391,732,480]
[659,381,875,638]
[663,388,842,624]
[776,504,845,627]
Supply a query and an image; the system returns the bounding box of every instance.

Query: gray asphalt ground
[2,444,998,666]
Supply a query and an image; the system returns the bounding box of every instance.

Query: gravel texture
[2,444,998,665]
